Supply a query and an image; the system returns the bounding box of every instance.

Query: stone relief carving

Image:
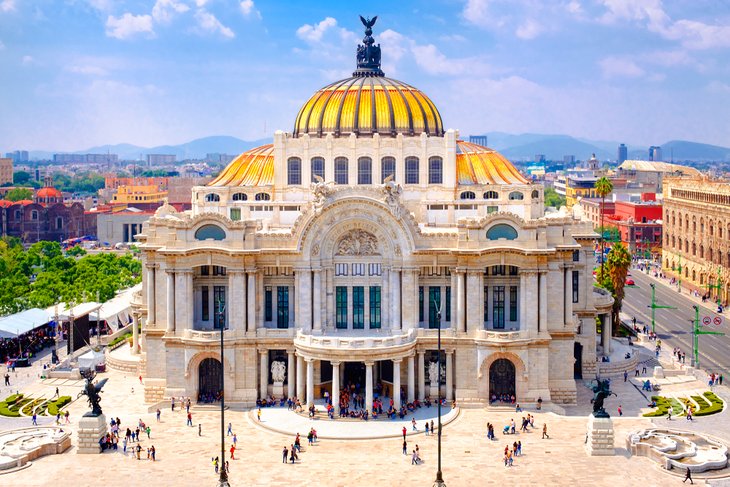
[311,175,335,213]
[335,229,380,256]
[311,243,320,256]
[271,360,286,383]
[427,361,445,384]
[394,244,402,256]
[382,178,403,218]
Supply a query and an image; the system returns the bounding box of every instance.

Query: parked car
[625,278,635,286]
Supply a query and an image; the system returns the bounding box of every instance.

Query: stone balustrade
[294,328,416,350]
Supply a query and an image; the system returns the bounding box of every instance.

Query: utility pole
[691,305,724,369]
[649,283,675,334]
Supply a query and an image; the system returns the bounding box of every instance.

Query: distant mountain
[483,133,613,161]
[660,140,730,162]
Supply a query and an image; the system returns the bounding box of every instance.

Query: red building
[605,194,663,257]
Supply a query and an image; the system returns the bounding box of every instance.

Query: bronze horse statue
[590,378,617,418]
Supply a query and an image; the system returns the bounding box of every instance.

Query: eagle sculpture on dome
[355,15,383,76]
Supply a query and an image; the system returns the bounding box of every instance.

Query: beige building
[133,24,612,409]
[0,158,12,186]
[662,177,730,305]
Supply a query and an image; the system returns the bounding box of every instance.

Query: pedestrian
[156,409,161,422]
[213,456,219,473]
[618,405,623,416]
[225,461,229,473]
[4,373,9,386]
[138,375,143,384]
[65,410,70,424]
[150,445,156,462]
[635,366,640,377]
[411,449,418,465]
[624,370,628,382]
[227,422,233,436]
[230,444,235,460]
[402,426,407,440]
[55,386,59,398]
[642,364,647,374]
[411,417,417,431]
[402,439,408,455]
[122,437,128,454]
[257,408,261,422]
[136,444,141,460]
[233,433,237,446]
[198,423,202,436]
[289,444,296,463]
[683,467,693,484]
[542,423,549,439]
[425,422,429,436]
[146,426,151,439]
[667,409,672,421]
[171,398,175,411]
[430,420,435,437]
[720,374,724,386]
[517,440,522,456]
[282,445,288,463]
[187,412,192,426]
[135,427,140,441]
[32,413,37,426]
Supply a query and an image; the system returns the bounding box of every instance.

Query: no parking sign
[702,316,712,326]
[714,316,723,326]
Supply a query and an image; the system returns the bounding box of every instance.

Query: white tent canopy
[78,349,105,369]
[0,308,52,338]
[44,283,140,331]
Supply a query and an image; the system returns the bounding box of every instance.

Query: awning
[0,308,52,337]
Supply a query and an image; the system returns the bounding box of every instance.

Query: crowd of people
[0,325,57,366]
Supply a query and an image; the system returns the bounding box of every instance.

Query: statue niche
[335,229,380,256]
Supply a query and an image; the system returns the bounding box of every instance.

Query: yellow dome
[293,76,443,138]
[207,144,274,187]
[456,141,528,185]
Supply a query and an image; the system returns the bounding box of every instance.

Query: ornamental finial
[354,15,384,77]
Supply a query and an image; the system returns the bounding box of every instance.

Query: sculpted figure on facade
[336,229,380,256]
[312,175,335,212]
[382,175,403,218]
[270,360,286,383]
[428,361,439,384]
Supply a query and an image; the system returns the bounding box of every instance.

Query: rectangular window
[335,157,349,185]
[483,286,489,321]
[213,266,226,276]
[492,265,505,276]
[277,286,289,328]
[572,270,579,303]
[352,286,364,329]
[572,249,580,262]
[335,263,348,276]
[369,286,381,329]
[201,286,209,321]
[336,286,348,329]
[418,286,424,322]
[493,286,505,329]
[405,157,419,184]
[357,157,372,184]
[229,208,241,221]
[213,285,226,329]
[264,286,273,322]
[200,265,209,276]
[509,286,518,321]
[368,263,381,276]
[487,205,498,214]
[352,263,365,276]
[428,286,441,329]
[445,286,451,322]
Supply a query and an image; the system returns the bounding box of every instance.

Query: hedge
[47,396,71,417]
[695,391,724,416]
[643,396,671,417]
[108,332,132,348]
[3,393,23,405]
[0,402,19,417]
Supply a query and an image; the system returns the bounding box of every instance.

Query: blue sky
[0,0,729,151]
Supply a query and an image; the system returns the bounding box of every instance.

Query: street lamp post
[433,304,446,487]
[691,305,724,369]
[649,283,675,334]
[217,300,229,487]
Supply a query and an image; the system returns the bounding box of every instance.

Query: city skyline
[0,0,729,151]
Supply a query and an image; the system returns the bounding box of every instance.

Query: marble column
[296,355,305,403]
[564,266,574,327]
[382,267,390,327]
[331,361,340,415]
[247,271,256,332]
[524,271,538,336]
[601,314,611,356]
[145,265,155,324]
[312,269,322,331]
[259,350,268,399]
[326,268,334,330]
[365,361,374,412]
[306,359,314,405]
[456,270,466,332]
[287,351,295,399]
[445,351,454,401]
[228,271,244,333]
[174,272,187,332]
[417,351,425,401]
[166,270,175,333]
[298,269,312,330]
[131,313,139,355]
[391,269,401,330]
[401,269,416,330]
[466,271,482,332]
[393,359,402,410]
[186,271,194,331]
[539,270,548,333]
[519,271,527,331]
[407,355,415,403]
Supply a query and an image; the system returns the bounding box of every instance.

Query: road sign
[702,316,712,326]
[714,316,723,326]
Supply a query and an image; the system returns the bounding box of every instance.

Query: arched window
[311,157,324,182]
[232,193,247,201]
[255,193,270,201]
[287,157,301,185]
[205,193,220,202]
[692,242,696,256]
[194,224,226,241]
[531,190,539,199]
[484,191,499,200]
[460,191,476,200]
[381,156,395,182]
[56,216,63,230]
[508,191,524,201]
[405,156,419,184]
[700,245,704,258]
[357,157,372,184]
[334,157,348,185]
[486,224,518,240]
[428,156,443,184]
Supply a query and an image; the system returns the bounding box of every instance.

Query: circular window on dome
[486,224,518,241]
[195,224,226,241]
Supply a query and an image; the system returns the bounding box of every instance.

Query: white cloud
[239,0,260,19]
[105,13,154,40]
[0,0,15,13]
[21,55,34,66]
[515,19,543,40]
[194,0,209,6]
[598,55,645,78]
[67,65,108,76]
[664,20,730,50]
[151,0,189,24]
[566,0,582,15]
[598,0,669,32]
[86,0,113,12]
[194,9,234,38]
[462,0,490,28]
[296,17,338,43]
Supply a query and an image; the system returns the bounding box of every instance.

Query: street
[622,267,729,376]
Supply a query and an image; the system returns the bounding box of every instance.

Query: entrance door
[343,362,365,390]
[198,358,222,400]
[574,342,583,379]
[489,358,515,397]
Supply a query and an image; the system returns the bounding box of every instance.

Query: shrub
[47,396,71,416]
[695,391,724,416]
[0,402,19,417]
[108,332,132,348]
[3,393,23,405]
[643,395,672,417]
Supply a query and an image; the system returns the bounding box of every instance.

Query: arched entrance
[198,358,222,401]
[489,358,515,397]
[574,342,583,379]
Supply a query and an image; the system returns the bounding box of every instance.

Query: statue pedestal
[653,366,665,379]
[585,415,615,456]
[77,413,107,454]
[429,385,439,399]
[272,381,284,398]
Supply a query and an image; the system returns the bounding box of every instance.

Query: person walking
[430,420,435,437]
[411,449,419,465]
[425,422,429,436]
[624,370,628,382]
[542,423,549,439]
[411,417,417,431]
[618,405,623,416]
[156,409,161,422]
[402,439,408,455]
[257,408,262,422]
[146,426,151,439]
[150,445,156,462]
[230,444,236,460]
[402,426,407,440]
[282,445,288,463]
[187,412,193,426]
[213,456,219,473]
[233,433,237,447]
[683,467,693,484]
[32,413,37,426]
[198,423,202,436]
[227,422,233,436]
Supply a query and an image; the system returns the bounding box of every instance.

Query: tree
[597,242,632,335]
[544,187,566,208]
[594,176,613,275]
[13,171,32,185]
[4,187,33,202]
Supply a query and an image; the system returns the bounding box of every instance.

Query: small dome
[208,144,274,187]
[37,187,62,199]
[456,141,528,185]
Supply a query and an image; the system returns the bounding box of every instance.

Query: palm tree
[594,176,614,276]
[605,243,632,335]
